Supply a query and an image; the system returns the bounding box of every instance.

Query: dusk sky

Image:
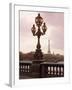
[20,11,64,55]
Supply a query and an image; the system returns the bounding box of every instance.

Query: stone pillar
[31,60,44,78]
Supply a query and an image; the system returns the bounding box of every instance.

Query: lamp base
[34,49,43,60]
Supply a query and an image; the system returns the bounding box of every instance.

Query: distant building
[48,40,51,54]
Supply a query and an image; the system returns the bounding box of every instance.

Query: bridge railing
[19,61,32,79]
[19,61,64,78]
[40,62,64,78]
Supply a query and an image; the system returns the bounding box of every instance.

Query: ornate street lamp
[31,13,47,60]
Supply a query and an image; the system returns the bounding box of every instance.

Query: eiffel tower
[48,40,51,54]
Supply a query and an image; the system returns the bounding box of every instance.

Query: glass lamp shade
[42,23,47,33]
[35,13,43,27]
[31,24,36,35]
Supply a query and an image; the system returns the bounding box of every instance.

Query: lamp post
[31,13,47,60]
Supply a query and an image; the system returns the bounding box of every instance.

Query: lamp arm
[32,32,37,36]
[41,31,45,35]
